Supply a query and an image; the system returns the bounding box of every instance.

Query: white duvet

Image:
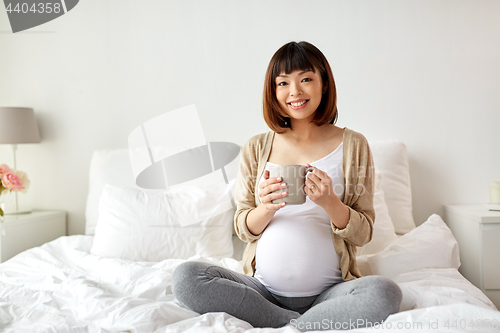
[0,215,499,333]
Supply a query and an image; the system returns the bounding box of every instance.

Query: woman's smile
[288,99,309,110]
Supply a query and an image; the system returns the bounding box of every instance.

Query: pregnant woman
[172,41,402,331]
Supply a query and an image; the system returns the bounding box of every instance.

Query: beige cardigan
[234,127,375,281]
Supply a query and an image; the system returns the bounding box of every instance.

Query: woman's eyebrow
[277,70,313,78]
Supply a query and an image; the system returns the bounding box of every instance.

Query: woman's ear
[323,82,328,94]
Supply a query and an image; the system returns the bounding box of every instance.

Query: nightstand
[443,205,500,310]
[1,210,66,263]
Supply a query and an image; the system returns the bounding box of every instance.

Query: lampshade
[0,107,41,144]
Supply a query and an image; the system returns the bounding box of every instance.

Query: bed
[0,140,498,333]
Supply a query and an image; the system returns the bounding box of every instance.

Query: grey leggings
[171,261,402,331]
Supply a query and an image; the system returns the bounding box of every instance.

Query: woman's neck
[283,120,332,143]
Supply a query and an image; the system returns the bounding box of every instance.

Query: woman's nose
[290,82,302,96]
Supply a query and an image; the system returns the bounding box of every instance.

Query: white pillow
[90,184,234,261]
[357,214,460,279]
[356,171,398,256]
[85,149,138,235]
[85,148,240,235]
[370,141,415,234]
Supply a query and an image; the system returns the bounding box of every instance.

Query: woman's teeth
[290,100,307,107]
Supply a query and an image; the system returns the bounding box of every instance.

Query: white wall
[1,0,499,235]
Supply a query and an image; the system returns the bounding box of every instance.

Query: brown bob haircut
[263,41,338,133]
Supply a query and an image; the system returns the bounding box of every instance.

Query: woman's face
[275,68,325,122]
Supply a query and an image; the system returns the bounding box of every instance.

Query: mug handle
[305,166,316,173]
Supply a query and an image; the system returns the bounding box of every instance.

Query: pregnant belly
[254,214,343,297]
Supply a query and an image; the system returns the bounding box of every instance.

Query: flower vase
[0,195,4,223]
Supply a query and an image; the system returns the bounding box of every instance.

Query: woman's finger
[263,190,287,206]
[307,166,328,180]
[305,178,316,188]
[260,176,282,191]
[304,179,318,195]
[261,180,285,197]
[307,172,322,184]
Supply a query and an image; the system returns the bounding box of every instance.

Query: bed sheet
[0,235,499,333]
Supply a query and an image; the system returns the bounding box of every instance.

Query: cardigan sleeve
[332,131,375,247]
[234,138,263,243]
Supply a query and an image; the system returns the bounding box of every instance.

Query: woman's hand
[304,163,349,229]
[304,164,339,210]
[246,170,286,236]
[258,170,287,212]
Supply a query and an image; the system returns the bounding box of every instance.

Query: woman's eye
[302,78,312,83]
[277,82,288,86]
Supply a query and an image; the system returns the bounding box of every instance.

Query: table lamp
[0,107,41,214]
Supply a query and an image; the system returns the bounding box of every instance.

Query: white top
[254,143,345,297]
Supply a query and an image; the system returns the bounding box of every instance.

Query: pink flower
[1,171,25,192]
[0,164,10,177]
[16,170,30,193]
